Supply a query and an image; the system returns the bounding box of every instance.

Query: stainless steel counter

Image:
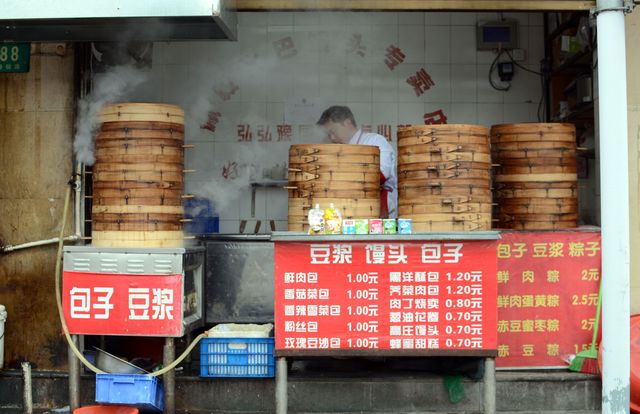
[201,235,274,324]
[270,231,502,241]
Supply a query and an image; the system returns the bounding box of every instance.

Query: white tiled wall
[128,11,545,233]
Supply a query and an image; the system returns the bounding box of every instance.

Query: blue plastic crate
[183,198,219,234]
[95,374,163,412]
[200,337,275,378]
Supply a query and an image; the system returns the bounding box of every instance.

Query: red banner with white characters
[274,240,497,353]
[496,231,601,368]
[62,271,183,337]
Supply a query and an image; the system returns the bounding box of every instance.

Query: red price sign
[62,271,184,337]
[274,240,497,354]
[496,231,601,368]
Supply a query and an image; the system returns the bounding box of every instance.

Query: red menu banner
[496,231,601,368]
[62,271,184,337]
[274,240,497,354]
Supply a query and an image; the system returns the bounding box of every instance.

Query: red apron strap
[380,172,389,218]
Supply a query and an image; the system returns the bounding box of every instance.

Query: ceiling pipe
[595,0,632,412]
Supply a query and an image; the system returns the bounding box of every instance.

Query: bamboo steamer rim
[91,234,184,248]
[497,197,578,204]
[93,181,184,190]
[289,197,380,204]
[289,144,380,157]
[491,134,576,143]
[490,122,576,132]
[398,144,490,156]
[289,163,379,172]
[93,205,184,214]
[494,173,577,182]
[495,190,577,198]
[399,188,492,197]
[91,230,185,240]
[96,129,185,140]
[398,153,492,164]
[398,195,486,204]
[93,163,184,173]
[100,103,184,123]
[289,190,380,199]
[495,157,577,165]
[494,180,577,188]
[498,206,578,214]
[288,171,380,180]
[397,135,490,147]
[398,124,489,134]
[99,121,185,134]
[93,225,183,232]
[399,204,493,214]
[288,157,380,166]
[497,213,579,221]
[399,169,491,179]
[496,166,578,175]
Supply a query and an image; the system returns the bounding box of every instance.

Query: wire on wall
[488,49,511,91]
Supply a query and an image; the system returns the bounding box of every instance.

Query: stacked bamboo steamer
[397,125,492,231]
[491,123,578,230]
[92,103,186,247]
[287,144,380,232]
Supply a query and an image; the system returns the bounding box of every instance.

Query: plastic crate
[200,337,275,378]
[95,374,163,412]
[183,198,219,234]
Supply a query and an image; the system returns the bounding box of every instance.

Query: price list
[496,231,601,368]
[274,240,498,354]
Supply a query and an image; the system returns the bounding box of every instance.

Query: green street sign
[0,43,30,73]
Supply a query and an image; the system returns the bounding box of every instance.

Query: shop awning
[0,0,237,41]
[235,0,595,11]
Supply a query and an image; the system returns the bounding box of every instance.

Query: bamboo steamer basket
[397,125,492,231]
[491,123,578,229]
[92,103,186,247]
[288,144,380,232]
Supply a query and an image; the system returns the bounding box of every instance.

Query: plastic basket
[200,337,275,378]
[95,374,163,412]
[183,198,219,234]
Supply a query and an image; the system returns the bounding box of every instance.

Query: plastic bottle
[324,203,343,234]
[307,204,325,235]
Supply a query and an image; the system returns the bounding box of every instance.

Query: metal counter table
[270,231,500,414]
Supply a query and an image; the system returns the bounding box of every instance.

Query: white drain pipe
[0,305,6,369]
[1,163,84,254]
[596,0,632,413]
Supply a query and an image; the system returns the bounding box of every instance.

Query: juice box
[383,218,396,234]
[342,219,356,234]
[354,219,369,234]
[369,219,383,234]
[398,218,413,234]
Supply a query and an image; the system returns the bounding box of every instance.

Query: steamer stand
[62,103,204,413]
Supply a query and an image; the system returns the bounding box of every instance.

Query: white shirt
[349,129,398,218]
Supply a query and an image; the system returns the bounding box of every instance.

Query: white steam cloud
[74,65,148,165]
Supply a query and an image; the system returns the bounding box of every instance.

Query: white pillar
[596,1,631,413]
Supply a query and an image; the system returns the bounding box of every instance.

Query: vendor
[317,105,397,218]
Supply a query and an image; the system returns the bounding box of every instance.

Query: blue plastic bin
[183,198,219,234]
[200,337,275,378]
[95,374,163,412]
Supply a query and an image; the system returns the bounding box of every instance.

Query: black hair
[317,105,357,127]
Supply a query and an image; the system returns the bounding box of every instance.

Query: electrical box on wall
[476,20,518,50]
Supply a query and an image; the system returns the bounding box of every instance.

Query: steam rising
[74,65,148,165]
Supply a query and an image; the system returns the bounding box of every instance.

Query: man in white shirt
[317,105,397,218]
